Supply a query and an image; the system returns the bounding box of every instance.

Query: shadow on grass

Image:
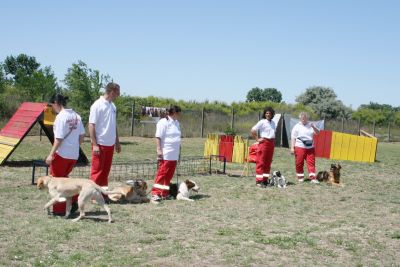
[119,141,139,145]
[191,194,211,200]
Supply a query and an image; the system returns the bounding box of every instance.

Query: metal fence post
[201,107,205,138]
[372,120,376,136]
[341,117,344,133]
[130,101,135,136]
[357,118,361,135]
[388,122,391,142]
[231,107,235,131]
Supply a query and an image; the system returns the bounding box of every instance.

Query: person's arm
[290,137,296,154]
[79,135,85,146]
[46,138,63,165]
[250,121,262,142]
[89,123,100,155]
[115,127,121,153]
[311,123,320,135]
[156,137,163,160]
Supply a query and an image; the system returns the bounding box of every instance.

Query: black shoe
[70,202,79,214]
[256,182,267,188]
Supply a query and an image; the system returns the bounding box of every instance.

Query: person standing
[290,112,320,183]
[46,94,85,215]
[89,82,121,190]
[250,107,277,188]
[150,105,182,204]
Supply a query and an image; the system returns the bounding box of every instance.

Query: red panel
[0,102,46,139]
[314,130,332,159]
[219,135,234,162]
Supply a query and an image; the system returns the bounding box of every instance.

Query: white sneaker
[298,178,304,183]
[310,179,320,184]
[150,195,162,204]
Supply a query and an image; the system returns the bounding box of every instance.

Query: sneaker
[150,195,162,204]
[310,179,320,184]
[298,178,304,183]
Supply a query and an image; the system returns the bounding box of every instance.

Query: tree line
[1,54,399,127]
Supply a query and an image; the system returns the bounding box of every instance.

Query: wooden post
[357,118,361,136]
[388,122,391,142]
[231,107,235,131]
[130,101,135,136]
[201,107,205,138]
[372,120,376,137]
[341,117,344,133]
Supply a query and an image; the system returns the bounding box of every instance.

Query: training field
[0,136,399,266]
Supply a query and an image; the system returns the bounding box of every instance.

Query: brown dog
[108,179,150,203]
[37,176,121,223]
[316,163,342,186]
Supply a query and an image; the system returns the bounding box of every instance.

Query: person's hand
[115,143,121,153]
[157,148,163,160]
[45,154,53,165]
[93,145,100,155]
[290,148,295,155]
[257,138,263,143]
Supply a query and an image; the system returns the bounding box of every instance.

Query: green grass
[0,136,399,266]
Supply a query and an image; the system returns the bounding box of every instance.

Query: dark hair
[49,94,69,107]
[105,82,120,93]
[262,106,275,119]
[168,105,182,115]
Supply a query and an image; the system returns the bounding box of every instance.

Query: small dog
[169,179,199,201]
[270,171,287,188]
[37,176,121,223]
[108,179,150,203]
[316,163,342,186]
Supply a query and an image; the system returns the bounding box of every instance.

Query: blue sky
[1,0,399,109]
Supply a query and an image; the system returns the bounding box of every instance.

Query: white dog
[176,179,199,201]
[271,171,287,188]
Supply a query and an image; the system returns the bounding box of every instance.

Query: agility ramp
[0,102,88,165]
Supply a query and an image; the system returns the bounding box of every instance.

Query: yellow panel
[0,135,20,146]
[369,138,378,162]
[43,106,56,126]
[347,135,358,161]
[339,133,351,160]
[0,144,14,164]
[362,138,373,162]
[354,137,365,162]
[330,132,343,160]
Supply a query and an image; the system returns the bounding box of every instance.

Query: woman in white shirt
[45,94,85,215]
[290,112,320,183]
[151,105,182,204]
[250,107,277,188]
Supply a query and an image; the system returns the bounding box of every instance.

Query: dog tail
[92,183,123,196]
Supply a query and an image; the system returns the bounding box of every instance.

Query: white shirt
[54,109,85,160]
[251,119,276,139]
[89,96,117,146]
[155,116,181,160]
[291,122,316,148]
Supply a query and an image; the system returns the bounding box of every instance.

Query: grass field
[0,136,399,266]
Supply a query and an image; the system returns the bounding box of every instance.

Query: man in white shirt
[89,82,121,189]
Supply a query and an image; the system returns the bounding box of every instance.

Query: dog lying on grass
[37,175,121,223]
[108,179,150,203]
[270,171,287,188]
[169,179,199,201]
[316,163,342,186]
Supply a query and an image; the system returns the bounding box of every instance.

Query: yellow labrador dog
[37,175,121,223]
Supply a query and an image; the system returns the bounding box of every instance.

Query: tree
[2,54,57,101]
[64,61,110,122]
[246,87,282,103]
[263,88,282,103]
[295,86,352,119]
[3,54,40,83]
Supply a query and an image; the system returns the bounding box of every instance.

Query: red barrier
[219,135,234,162]
[314,130,332,159]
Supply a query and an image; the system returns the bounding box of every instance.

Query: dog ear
[186,180,195,189]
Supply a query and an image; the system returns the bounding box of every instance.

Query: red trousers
[151,160,177,198]
[255,139,275,183]
[50,153,77,215]
[91,144,114,187]
[294,147,316,179]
